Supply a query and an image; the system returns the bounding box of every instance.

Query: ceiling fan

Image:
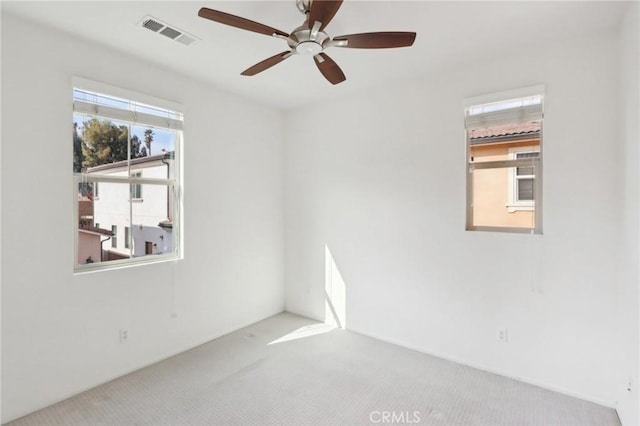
[198,0,416,85]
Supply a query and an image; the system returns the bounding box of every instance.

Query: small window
[111,225,118,248]
[465,88,543,233]
[513,151,539,203]
[131,172,143,200]
[73,78,183,272]
[124,226,130,249]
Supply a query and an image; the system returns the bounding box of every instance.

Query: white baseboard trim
[347,325,616,410]
[3,307,285,424]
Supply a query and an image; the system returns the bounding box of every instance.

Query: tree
[144,128,154,156]
[73,122,84,173]
[78,118,148,169]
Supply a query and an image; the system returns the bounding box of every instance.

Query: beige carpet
[7,312,620,426]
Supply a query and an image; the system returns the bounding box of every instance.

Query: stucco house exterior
[468,122,541,228]
[76,152,175,264]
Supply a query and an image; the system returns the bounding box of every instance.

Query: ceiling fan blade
[241,51,293,76]
[333,32,416,49]
[313,53,346,85]
[198,7,289,37]
[308,0,344,31]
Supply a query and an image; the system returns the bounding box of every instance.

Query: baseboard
[282,306,324,323]
[347,325,616,410]
[3,307,285,424]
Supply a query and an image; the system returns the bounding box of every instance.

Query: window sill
[507,203,534,213]
[74,253,182,274]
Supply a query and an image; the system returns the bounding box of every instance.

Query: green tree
[73,122,84,173]
[144,128,154,156]
[79,118,147,169]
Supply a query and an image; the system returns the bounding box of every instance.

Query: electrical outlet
[119,329,129,343]
[628,379,632,392]
[497,327,508,343]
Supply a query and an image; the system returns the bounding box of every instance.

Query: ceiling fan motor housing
[289,25,329,55]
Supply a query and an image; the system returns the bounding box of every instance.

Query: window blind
[464,103,543,130]
[73,99,183,131]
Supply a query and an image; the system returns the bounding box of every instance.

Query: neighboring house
[77,191,114,264]
[469,122,541,228]
[81,152,175,263]
[77,226,113,265]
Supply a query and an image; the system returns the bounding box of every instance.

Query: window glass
[73,82,182,271]
[465,91,543,233]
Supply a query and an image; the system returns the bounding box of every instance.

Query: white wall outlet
[119,329,129,343]
[627,379,632,392]
[497,327,508,343]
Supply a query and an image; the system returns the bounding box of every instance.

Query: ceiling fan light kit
[198,0,416,85]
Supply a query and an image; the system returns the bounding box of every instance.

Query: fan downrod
[296,0,312,14]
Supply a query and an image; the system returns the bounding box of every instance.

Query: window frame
[72,77,183,273]
[131,171,143,201]
[506,148,540,212]
[464,86,544,234]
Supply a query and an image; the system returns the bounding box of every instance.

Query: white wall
[1,13,284,423]
[284,30,624,406]
[617,3,640,425]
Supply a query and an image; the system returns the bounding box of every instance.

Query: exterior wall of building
[470,139,539,228]
[77,232,103,264]
[91,158,174,259]
[131,225,173,256]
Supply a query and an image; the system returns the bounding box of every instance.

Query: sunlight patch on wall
[325,245,347,328]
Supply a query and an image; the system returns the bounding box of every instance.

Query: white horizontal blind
[465,103,543,130]
[73,100,183,130]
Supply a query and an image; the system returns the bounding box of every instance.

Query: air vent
[159,26,181,40]
[175,34,196,46]
[142,18,164,32]
[138,15,199,46]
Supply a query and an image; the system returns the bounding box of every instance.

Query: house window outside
[465,87,544,233]
[73,77,183,271]
[514,151,539,202]
[111,225,118,248]
[131,172,143,200]
[125,226,130,249]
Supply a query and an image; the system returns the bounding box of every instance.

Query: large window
[465,87,544,233]
[73,78,183,271]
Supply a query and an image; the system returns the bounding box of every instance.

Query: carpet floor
[7,312,620,426]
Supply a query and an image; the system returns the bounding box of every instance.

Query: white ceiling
[2,1,630,110]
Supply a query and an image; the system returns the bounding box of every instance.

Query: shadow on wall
[325,245,347,328]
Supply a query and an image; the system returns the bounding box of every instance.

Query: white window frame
[73,77,183,273]
[464,85,544,234]
[506,148,540,212]
[131,171,143,201]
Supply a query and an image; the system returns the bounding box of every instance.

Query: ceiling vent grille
[139,16,198,46]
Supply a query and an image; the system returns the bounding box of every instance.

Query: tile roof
[470,122,541,140]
